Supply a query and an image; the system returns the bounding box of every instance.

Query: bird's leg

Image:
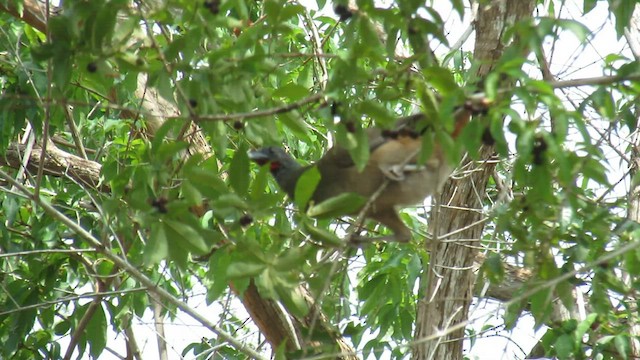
[378,163,424,181]
[347,208,412,246]
[379,164,406,181]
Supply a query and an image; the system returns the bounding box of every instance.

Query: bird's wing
[321,106,474,170]
[318,127,386,169]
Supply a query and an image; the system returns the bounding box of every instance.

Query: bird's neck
[272,160,305,198]
[451,108,471,138]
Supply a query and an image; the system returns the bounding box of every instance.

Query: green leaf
[555,19,590,43]
[276,286,309,318]
[207,251,231,303]
[90,3,119,50]
[53,51,73,90]
[184,160,228,198]
[251,163,271,201]
[555,280,575,314]
[294,166,321,209]
[272,82,309,101]
[624,248,640,275]
[144,223,169,265]
[181,180,203,206]
[229,144,251,196]
[164,219,209,254]
[278,112,310,140]
[227,261,266,278]
[3,196,18,224]
[85,304,107,358]
[307,193,366,218]
[255,269,278,298]
[583,0,597,13]
[348,126,371,172]
[483,253,504,283]
[451,0,464,17]
[264,0,282,21]
[614,334,630,360]
[582,157,609,186]
[303,222,343,246]
[156,141,190,162]
[356,100,395,127]
[278,4,304,22]
[422,66,458,93]
[530,287,552,326]
[554,333,574,359]
[611,0,636,38]
[273,247,312,272]
[575,314,597,346]
[211,193,249,210]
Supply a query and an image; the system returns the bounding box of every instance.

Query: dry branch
[2,142,104,191]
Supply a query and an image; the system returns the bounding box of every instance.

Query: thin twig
[0,248,97,258]
[0,288,147,317]
[187,93,326,122]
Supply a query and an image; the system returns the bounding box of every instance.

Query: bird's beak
[248,149,270,166]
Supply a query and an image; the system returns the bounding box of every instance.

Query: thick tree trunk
[413,2,536,359]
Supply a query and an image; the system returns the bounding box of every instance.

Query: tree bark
[413,2,536,359]
[624,8,640,351]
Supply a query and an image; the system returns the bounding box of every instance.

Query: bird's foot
[380,164,422,181]
[380,165,406,181]
[402,164,420,172]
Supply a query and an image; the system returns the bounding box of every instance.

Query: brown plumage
[249,104,480,243]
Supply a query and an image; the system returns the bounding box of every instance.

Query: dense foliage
[1,0,640,359]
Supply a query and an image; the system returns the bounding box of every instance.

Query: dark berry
[334,4,353,21]
[86,62,97,73]
[151,197,169,214]
[331,101,341,117]
[532,136,547,165]
[233,121,244,130]
[204,0,220,14]
[344,121,356,133]
[520,196,529,212]
[239,214,253,227]
[189,99,198,108]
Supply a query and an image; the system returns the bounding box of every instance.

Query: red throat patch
[270,161,281,171]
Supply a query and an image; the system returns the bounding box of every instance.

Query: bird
[249,100,485,244]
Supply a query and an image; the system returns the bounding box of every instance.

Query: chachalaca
[249,103,481,243]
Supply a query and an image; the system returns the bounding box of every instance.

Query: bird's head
[248,147,302,174]
[249,146,287,169]
[248,147,304,197]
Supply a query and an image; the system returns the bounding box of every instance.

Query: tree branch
[1,142,105,191]
[186,93,326,122]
